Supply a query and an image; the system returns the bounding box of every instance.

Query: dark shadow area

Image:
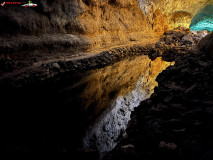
[1,71,88,152]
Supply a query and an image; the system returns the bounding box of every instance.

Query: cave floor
[0,36,160,87]
[103,32,213,160]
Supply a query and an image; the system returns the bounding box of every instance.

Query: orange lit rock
[80,56,173,121]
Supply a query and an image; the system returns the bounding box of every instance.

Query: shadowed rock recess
[104,32,213,160]
[0,0,213,158]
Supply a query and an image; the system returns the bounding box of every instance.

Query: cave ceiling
[141,0,213,29]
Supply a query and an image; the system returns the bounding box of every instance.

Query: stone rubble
[103,32,213,160]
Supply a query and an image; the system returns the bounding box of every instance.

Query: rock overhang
[190,4,213,32]
[0,0,212,63]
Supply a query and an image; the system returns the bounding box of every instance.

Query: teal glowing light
[190,5,213,32]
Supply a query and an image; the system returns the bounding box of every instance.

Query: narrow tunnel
[0,0,213,159]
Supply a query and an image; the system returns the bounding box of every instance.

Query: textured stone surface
[104,26,213,160]
[83,56,173,153]
[1,0,213,156]
[198,32,213,54]
[152,0,213,29]
[0,0,154,55]
[190,4,213,32]
[1,27,207,154]
[1,48,172,154]
[138,0,213,29]
[0,0,170,71]
[0,0,211,67]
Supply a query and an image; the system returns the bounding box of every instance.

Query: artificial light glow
[190,5,213,32]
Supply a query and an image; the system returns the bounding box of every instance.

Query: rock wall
[1,0,211,61]
[190,4,213,32]
[83,56,173,153]
[0,0,169,59]
[138,0,212,29]
[1,48,173,153]
[154,0,212,29]
[104,30,213,160]
[198,32,213,54]
[1,0,212,155]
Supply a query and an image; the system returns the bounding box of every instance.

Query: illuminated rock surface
[104,32,213,160]
[138,0,213,29]
[83,56,173,153]
[190,5,213,32]
[0,0,213,158]
[0,0,212,61]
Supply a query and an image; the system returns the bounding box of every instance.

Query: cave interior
[0,0,213,159]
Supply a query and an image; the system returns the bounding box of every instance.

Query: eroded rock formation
[190,4,213,32]
[198,32,213,54]
[0,0,212,65]
[142,0,213,29]
[1,0,213,157]
[83,56,173,153]
[0,0,156,57]
[104,28,213,160]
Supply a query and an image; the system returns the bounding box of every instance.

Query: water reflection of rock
[1,53,173,153]
[82,55,174,153]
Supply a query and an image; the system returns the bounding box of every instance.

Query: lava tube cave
[1,0,213,159]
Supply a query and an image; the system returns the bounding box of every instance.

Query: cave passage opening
[190,4,213,32]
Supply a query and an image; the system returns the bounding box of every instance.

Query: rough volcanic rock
[149,28,209,62]
[0,0,171,76]
[0,0,211,74]
[190,4,213,32]
[82,56,173,153]
[147,0,213,29]
[0,44,158,86]
[0,0,159,56]
[1,0,213,156]
[1,44,171,154]
[198,32,213,54]
[104,30,213,160]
